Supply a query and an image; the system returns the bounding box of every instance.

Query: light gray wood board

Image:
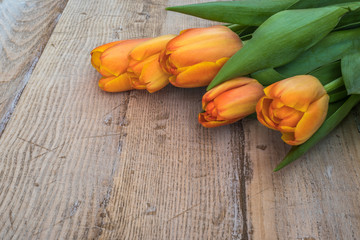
[0,0,69,136]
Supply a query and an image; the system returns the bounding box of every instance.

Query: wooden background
[0,0,359,239]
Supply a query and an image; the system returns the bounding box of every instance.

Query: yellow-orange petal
[278,109,304,128]
[214,81,264,119]
[198,112,241,128]
[292,94,329,145]
[256,97,277,130]
[138,57,170,93]
[170,61,222,88]
[91,41,124,71]
[203,77,255,105]
[264,75,326,112]
[128,54,158,77]
[98,74,134,92]
[129,34,176,61]
[169,38,242,68]
[166,26,239,52]
[99,38,150,77]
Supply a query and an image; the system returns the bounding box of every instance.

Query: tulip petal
[171,61,225,88]
[293,94,329,144]
[130,34,176,61]
[98,74,134,92]
[214,81,264,119]
[139,58,170,93]
[281,132,298,145]
[265,75,327,112]
[100,38,150,77]
[128,54,158,77]
[198,112,241,128]
[203,77,256,104]
[91,41,124,71]
[278,109,304,128]
[164,26,242,68]
[256,97,277,130]
[169,37,242,67]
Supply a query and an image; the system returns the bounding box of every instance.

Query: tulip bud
[199,77,264,128]
[127,34,176,93]
[91,38,150,92]
[256,75,329,145]
[160,25,243,88]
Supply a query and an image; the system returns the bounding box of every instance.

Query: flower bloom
[160,25,243,88]
[199,77,264,128]
[256,75,329,145]
[91,38,151,92]
[127,34,176,93]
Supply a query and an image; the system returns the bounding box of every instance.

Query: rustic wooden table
[1,0,360,239]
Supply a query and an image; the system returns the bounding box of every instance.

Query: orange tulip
[127,34,176,93]
[91,38,150,92]
[160,26,243,88]
[199,77,264,128]
[256,75,329,145]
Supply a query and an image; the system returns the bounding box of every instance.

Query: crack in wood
[166,202,202,222]
[231,122,250,240]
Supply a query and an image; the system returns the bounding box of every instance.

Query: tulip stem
[329,90,348,103]
[323,77,344,93]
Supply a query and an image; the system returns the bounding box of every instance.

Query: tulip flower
[91,38,150,92]
[159,25,243,88]
[199,77,264,128]
[256,75,329,145]
[127,34,176,93]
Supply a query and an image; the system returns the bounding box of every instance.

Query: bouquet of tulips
[91,0,360,171]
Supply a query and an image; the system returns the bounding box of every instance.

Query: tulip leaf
[290,0,358,9]
[308,61,342,85]
[207,5,354,90]
[277,28,360,76]
[342,49,360,94]
[335,8,360,30]
[166,0,298,26]
[252,59,342,86]
[274,94,360,171]
[251,68,286,85]
[227,24,248,35]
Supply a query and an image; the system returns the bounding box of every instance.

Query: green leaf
[335,8,360,30]
[250,68,286,85]
[166,0,298,26]
[342,49,360,94]
[308,61,342,85]
[290,0,357,9]
[207,6,352,90]
[276,28,360,76]
[274,94,360,171]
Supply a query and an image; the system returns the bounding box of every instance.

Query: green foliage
[207,6,352,90]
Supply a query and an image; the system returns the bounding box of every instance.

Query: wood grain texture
[0,0,69,136]
[0,0,248,239]
[244,108,360,240]
[0,0,359,239]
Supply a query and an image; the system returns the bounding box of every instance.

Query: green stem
[329,90,348,103]
[227,24,247,34]
[323,77,344,92]
[274,94,360,172]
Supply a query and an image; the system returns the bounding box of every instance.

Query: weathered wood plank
[0,0,69,136]
[1,0,359,239]
[244,107,360,240]
[0,0,248,239]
